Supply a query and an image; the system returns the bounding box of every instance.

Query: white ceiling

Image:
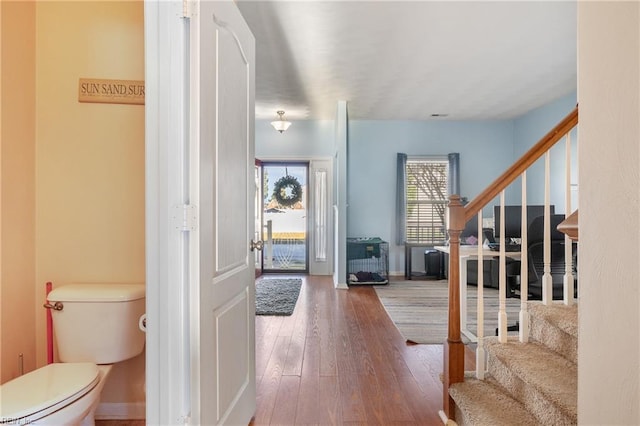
[236,1,577,122]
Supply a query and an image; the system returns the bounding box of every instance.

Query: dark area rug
[255,278,302,316]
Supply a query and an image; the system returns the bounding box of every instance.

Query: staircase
[441,107,579,423]
[449,301,578,425]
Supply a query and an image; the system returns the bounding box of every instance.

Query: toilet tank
[48,283,145,364]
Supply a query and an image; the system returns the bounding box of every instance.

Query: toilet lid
[0,363,99,422]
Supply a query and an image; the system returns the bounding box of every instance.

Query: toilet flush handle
[43,301,63,311]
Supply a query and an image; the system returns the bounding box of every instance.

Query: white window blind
[405,158,449,244]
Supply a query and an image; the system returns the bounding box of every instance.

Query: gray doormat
[255,278,302,316]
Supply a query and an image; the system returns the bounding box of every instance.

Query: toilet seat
[0,363,99,423]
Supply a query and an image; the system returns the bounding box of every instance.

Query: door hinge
[182,0,194,18]
[172,204,197,232]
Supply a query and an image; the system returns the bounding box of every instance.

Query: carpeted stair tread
[528,301,578,364]
[450,378,542,425]
[486,337,577,424]
[528,301,578,338]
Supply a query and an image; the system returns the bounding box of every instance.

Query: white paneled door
[144,0,256,424]
[190,1,256,424]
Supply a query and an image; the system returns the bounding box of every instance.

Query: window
[404,158,449,244]
[396,153,459,245]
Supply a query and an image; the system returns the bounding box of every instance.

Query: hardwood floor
[251,274,475,426]
[96,275,474,425]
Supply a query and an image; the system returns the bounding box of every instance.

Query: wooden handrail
[558,209,579,241]
[464,106,578,222]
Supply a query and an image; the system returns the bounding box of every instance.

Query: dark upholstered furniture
[466,217,578,299]
[467,259,496,287]
[467,257,520,289]
[524,214,578,299]
[465,227,518,289]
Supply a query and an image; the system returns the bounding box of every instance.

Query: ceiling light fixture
[271,110,292,133]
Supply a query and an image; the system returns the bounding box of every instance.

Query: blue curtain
[448,153,460,196]
[396,153,407,244]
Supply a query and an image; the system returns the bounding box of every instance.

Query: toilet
[0,283,145,425]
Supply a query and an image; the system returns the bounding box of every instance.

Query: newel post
[443,195,465,420]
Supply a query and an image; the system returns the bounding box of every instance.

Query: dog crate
[347,237,389,284]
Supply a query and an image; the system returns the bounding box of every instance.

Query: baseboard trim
[95,402,146,420]
[438,409,458,425]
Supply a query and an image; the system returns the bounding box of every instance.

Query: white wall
[578,2,640,424]
[334,101,348,287]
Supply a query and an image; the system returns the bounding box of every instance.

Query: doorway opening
[261,162,309,273]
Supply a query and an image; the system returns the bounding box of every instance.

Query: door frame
[255,159,263,278]
[144,0,190,423]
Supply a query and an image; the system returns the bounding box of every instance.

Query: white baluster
[519,171,530,342]
[542,152,553,305]
[476,210,485,379]
[498,191,508,342]
[564,133,575,305]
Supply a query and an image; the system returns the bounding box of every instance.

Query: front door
[190,1,256,424]
[261,162,309,273]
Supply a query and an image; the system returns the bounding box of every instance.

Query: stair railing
[441,106,579,422]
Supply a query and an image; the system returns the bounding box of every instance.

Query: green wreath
[273,175,302,207]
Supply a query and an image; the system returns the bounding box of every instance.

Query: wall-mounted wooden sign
[78,78,145,105]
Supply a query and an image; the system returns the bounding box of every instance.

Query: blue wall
[255,119,334,158]
[255,93,578,274]
[512,92,578,211]
[346,120,515,272]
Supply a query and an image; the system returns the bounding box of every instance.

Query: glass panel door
[262,162,308,272]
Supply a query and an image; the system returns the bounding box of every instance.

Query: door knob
[250,239,264,251]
